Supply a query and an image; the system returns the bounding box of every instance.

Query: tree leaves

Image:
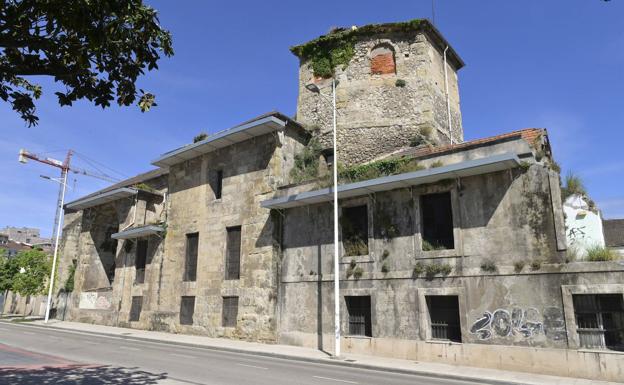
[0,0,174,126]
[0,249,51,296]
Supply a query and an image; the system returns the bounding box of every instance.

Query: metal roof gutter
[65,187,138,211]
[151,115,288,168]
[261,153,520,210]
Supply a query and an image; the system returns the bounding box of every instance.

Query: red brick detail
[370,53,395,75]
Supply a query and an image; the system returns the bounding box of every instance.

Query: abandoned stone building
[57,20,624,381]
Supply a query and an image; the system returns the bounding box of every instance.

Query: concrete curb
[5,320,530,385]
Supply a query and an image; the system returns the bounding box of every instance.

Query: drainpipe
[443,46,453,145]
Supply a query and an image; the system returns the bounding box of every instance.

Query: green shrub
[353,266,364,279]
[381,262,389,273]
[395,79,406,87]
[63,263,76,292]
[561,172,587,201]
[530,260,542,271]
[480,260,497,273]
[290,138,323,183]
[513,260,525,273]
[425,263,452,280]
[429,160,444,168]
[338,157,424,184]
[413,262,425,277]
[193,133,208,143]
[586,245,616,262]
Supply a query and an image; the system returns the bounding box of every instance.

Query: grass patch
[425,263,452,280]
[422,239,448,251]
[480,259,497,273]
[586,245,616,262]
[413,262,425,278]
[193,133,207,143]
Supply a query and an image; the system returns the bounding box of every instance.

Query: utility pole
[18,149,118,323]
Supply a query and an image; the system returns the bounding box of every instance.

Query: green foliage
[409,126,433,147]
[425,263,452,280]
[291,19,425,78]
[343,236,368,257]
[63,263,76,292]
[586,245,616,262]
[566,245,580,263]
[133,182,156,193]
[11,249,51,296]
[0,0,174,126]
[549,161,561,173]
[421,239,447,251]
[412,262,425,277]
[381,262,389,273]
[395,79,406,88]
[480,259,497,273]
[352,266,364,279]
[0,250,19,293]
[381,250,390,259]
[290,138,323,183]
[530,260,542,271]
[519,161,531,171]
[346,259,364,279]
[194,133,208,143]
[429,160,444,168]
[513,260,525,273]
[339,157,424,184]
[561,172,587,201]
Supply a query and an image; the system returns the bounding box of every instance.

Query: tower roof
[290,19,464,70]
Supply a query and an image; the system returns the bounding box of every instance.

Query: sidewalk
[17,319,621,385]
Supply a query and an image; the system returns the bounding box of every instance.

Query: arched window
[370,44,396,75]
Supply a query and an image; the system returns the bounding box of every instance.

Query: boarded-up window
[222,296,239,327]
[341,205,368,256]
[370,44,396,75]
[135,239,148,284]
[225,226,241,280]
[345,296,372,337]
[573,294,624,351]
[184,233,199,282]
[180,296,195,325]
[421,192,454,250]
[129,296,143,322]
[426,295,461,342]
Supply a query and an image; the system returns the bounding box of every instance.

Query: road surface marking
[169,353,197,359]
[236,363,268,370]
[119,346,140,351]
[313,375,358,384]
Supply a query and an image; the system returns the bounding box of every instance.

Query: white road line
[119,346,140,351]
[236,363,268,370]
[169,353,197,359]
[313,375,358,384]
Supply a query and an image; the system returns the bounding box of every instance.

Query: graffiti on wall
[470,306,566,341]
[79,292,112,310]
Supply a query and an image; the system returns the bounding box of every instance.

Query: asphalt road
[0,322,486,385]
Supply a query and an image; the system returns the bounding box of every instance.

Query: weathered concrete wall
[295,31,462,165]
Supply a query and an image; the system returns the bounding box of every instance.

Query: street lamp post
[306,78,340,358]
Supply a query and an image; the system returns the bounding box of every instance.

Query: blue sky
[1,0,623,237]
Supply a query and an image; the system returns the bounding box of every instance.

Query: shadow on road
[0,365,168,384]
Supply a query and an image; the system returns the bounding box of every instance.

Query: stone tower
[292,19,464,165]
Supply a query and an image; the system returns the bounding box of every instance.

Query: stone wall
[295,30,463,165]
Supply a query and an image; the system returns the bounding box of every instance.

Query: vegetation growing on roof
[290,19,425,78]
[194,133,208,143]
[339,157,425,184]
[290,138,323,183]
[561,172,587,201]
[586,245,616,262]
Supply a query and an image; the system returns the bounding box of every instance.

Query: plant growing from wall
[193,133,208,143]
[586,245,616,262]
[409,126,433,147]
[63,262,76,292]
[425,263,452,280]
[429,160,444,168]
[346,259,364,279]
[381,262,389,273]
[561,172,587,201]
[339,157,424,184]
[422,239,447,251]
[375,208,399,241]
[412,262,425,278]
[352,266,364,279]
[395,79,406,88]
[480,259,497,273]
[290,138,323,183]
[513,260,525,273]
[530,259,542,271]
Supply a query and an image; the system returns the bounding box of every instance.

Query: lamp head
[305,83,320,93]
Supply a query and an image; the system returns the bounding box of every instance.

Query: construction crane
[18,148,120,323]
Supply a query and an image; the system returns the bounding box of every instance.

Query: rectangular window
[222,296,239,327]
[135,239,148,284]
[341,205,369,256]
[211,170,223,200]
[573,294,624,351]
[345,296,372,337]
[421,192,454,250]
[225,226,241,280]
[426,295,461,342]
[129,296,143,322]
[184,233,199,282]
[180,296,195,325]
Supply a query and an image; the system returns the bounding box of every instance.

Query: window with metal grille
[426,295,461,342]
[573,294,624,351]
[345,296,372,337]
[183,233,198,282]
[421,192,454,250]
[222,296,239,327]
[341,205,369,256]
[180,296,195,325]
[225,226,241,280]
[213,170,223,199]
[135,239,148,284]
[129,296,143,322]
